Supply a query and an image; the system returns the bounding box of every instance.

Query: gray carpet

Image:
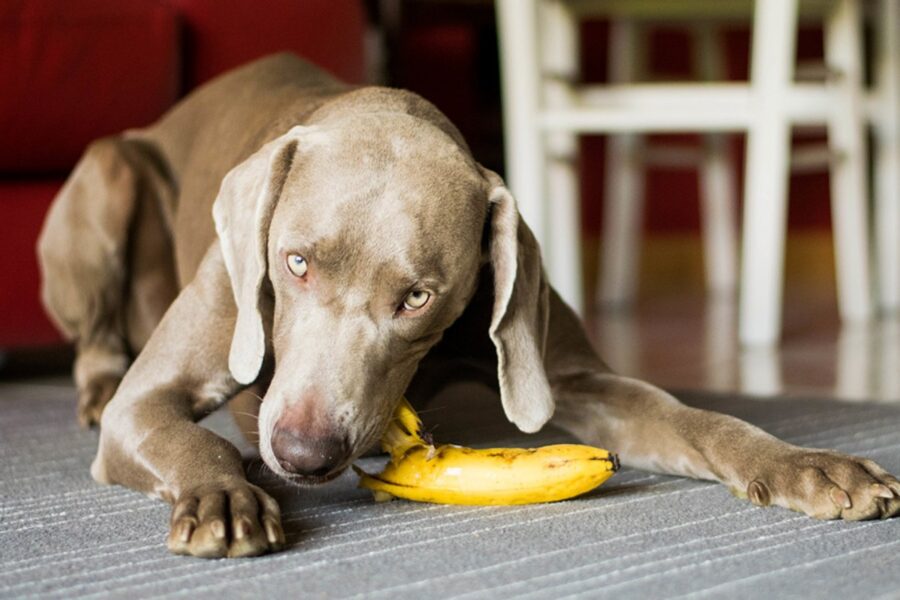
[2,379,900,600]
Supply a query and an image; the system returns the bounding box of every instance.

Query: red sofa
[0,0,366,348]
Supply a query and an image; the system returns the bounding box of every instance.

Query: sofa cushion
[0,0,180,173]
[170,0,366,87]
[0,181,63,347]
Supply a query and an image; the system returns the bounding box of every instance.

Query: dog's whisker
[230,411,260,419]
[245,391,265,403]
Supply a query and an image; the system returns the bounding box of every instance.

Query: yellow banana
[354,398,619,505]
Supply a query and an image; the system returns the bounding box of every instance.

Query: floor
[586,283,900,404]
[4,379,900,599]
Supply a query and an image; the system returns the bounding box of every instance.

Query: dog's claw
[829,487,852,509]
[166,482,283,558]
[747,480,770,507]
[264,516,285,547]
[746,450,900,521]
[179,519,196,543]
[234,516,251,540]
[210,519,226,539]
[872,483,895,499]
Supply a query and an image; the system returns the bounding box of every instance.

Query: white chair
[599,19,739,308]
[496,0,895,345]
[874,0,900,311]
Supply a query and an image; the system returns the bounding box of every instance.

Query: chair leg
[541,0,583,314]
[546,145,584,314]
[699,135,739,297]
[705,297,738,391]
[599,134,645,307]
[695,23,738,298]
[875,0,900,311]
[598,18,644,308]
[739,0,798,346]
[836,323,872,400]
[879,317,900,399]
[825,0,873,323]
[496,0,546,245]
[740,346,783,396]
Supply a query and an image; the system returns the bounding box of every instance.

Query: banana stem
[381,397,432,461]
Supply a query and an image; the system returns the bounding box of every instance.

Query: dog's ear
[212,126,306,384]
[482,168,554,433]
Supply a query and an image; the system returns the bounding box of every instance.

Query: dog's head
[212,101,553,484]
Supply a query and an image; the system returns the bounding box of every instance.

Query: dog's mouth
[278,465,348,486]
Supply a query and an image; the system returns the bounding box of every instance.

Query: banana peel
[353,398,619,505]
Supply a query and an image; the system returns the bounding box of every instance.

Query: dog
[38,54,900,558]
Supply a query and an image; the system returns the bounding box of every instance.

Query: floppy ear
[482,168,554,433]
[212,126,306,384]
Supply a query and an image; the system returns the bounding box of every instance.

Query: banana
[353,398,619,505]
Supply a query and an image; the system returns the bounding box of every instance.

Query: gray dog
[38,54,900,558]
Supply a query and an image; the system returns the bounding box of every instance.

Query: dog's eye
[402,290,430,311]
[286,253,308,277]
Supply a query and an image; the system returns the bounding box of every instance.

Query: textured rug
[2,378,900,600]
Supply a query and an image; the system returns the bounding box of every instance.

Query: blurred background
[1,0,898,402]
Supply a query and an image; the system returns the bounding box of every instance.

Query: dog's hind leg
[38,135,177,427]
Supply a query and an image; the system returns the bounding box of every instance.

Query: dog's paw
[166,481,285,558]
[77,374,121,428]
[739,449,900,520]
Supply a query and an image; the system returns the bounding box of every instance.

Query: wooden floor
[584,281,900,403]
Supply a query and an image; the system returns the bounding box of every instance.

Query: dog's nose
[270,428,348,478]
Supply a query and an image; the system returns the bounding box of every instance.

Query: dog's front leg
[92,245,284,558]
[545,295,900,520]
[551,373,900,519]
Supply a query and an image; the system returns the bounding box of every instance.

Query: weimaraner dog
[38,54,900,558]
